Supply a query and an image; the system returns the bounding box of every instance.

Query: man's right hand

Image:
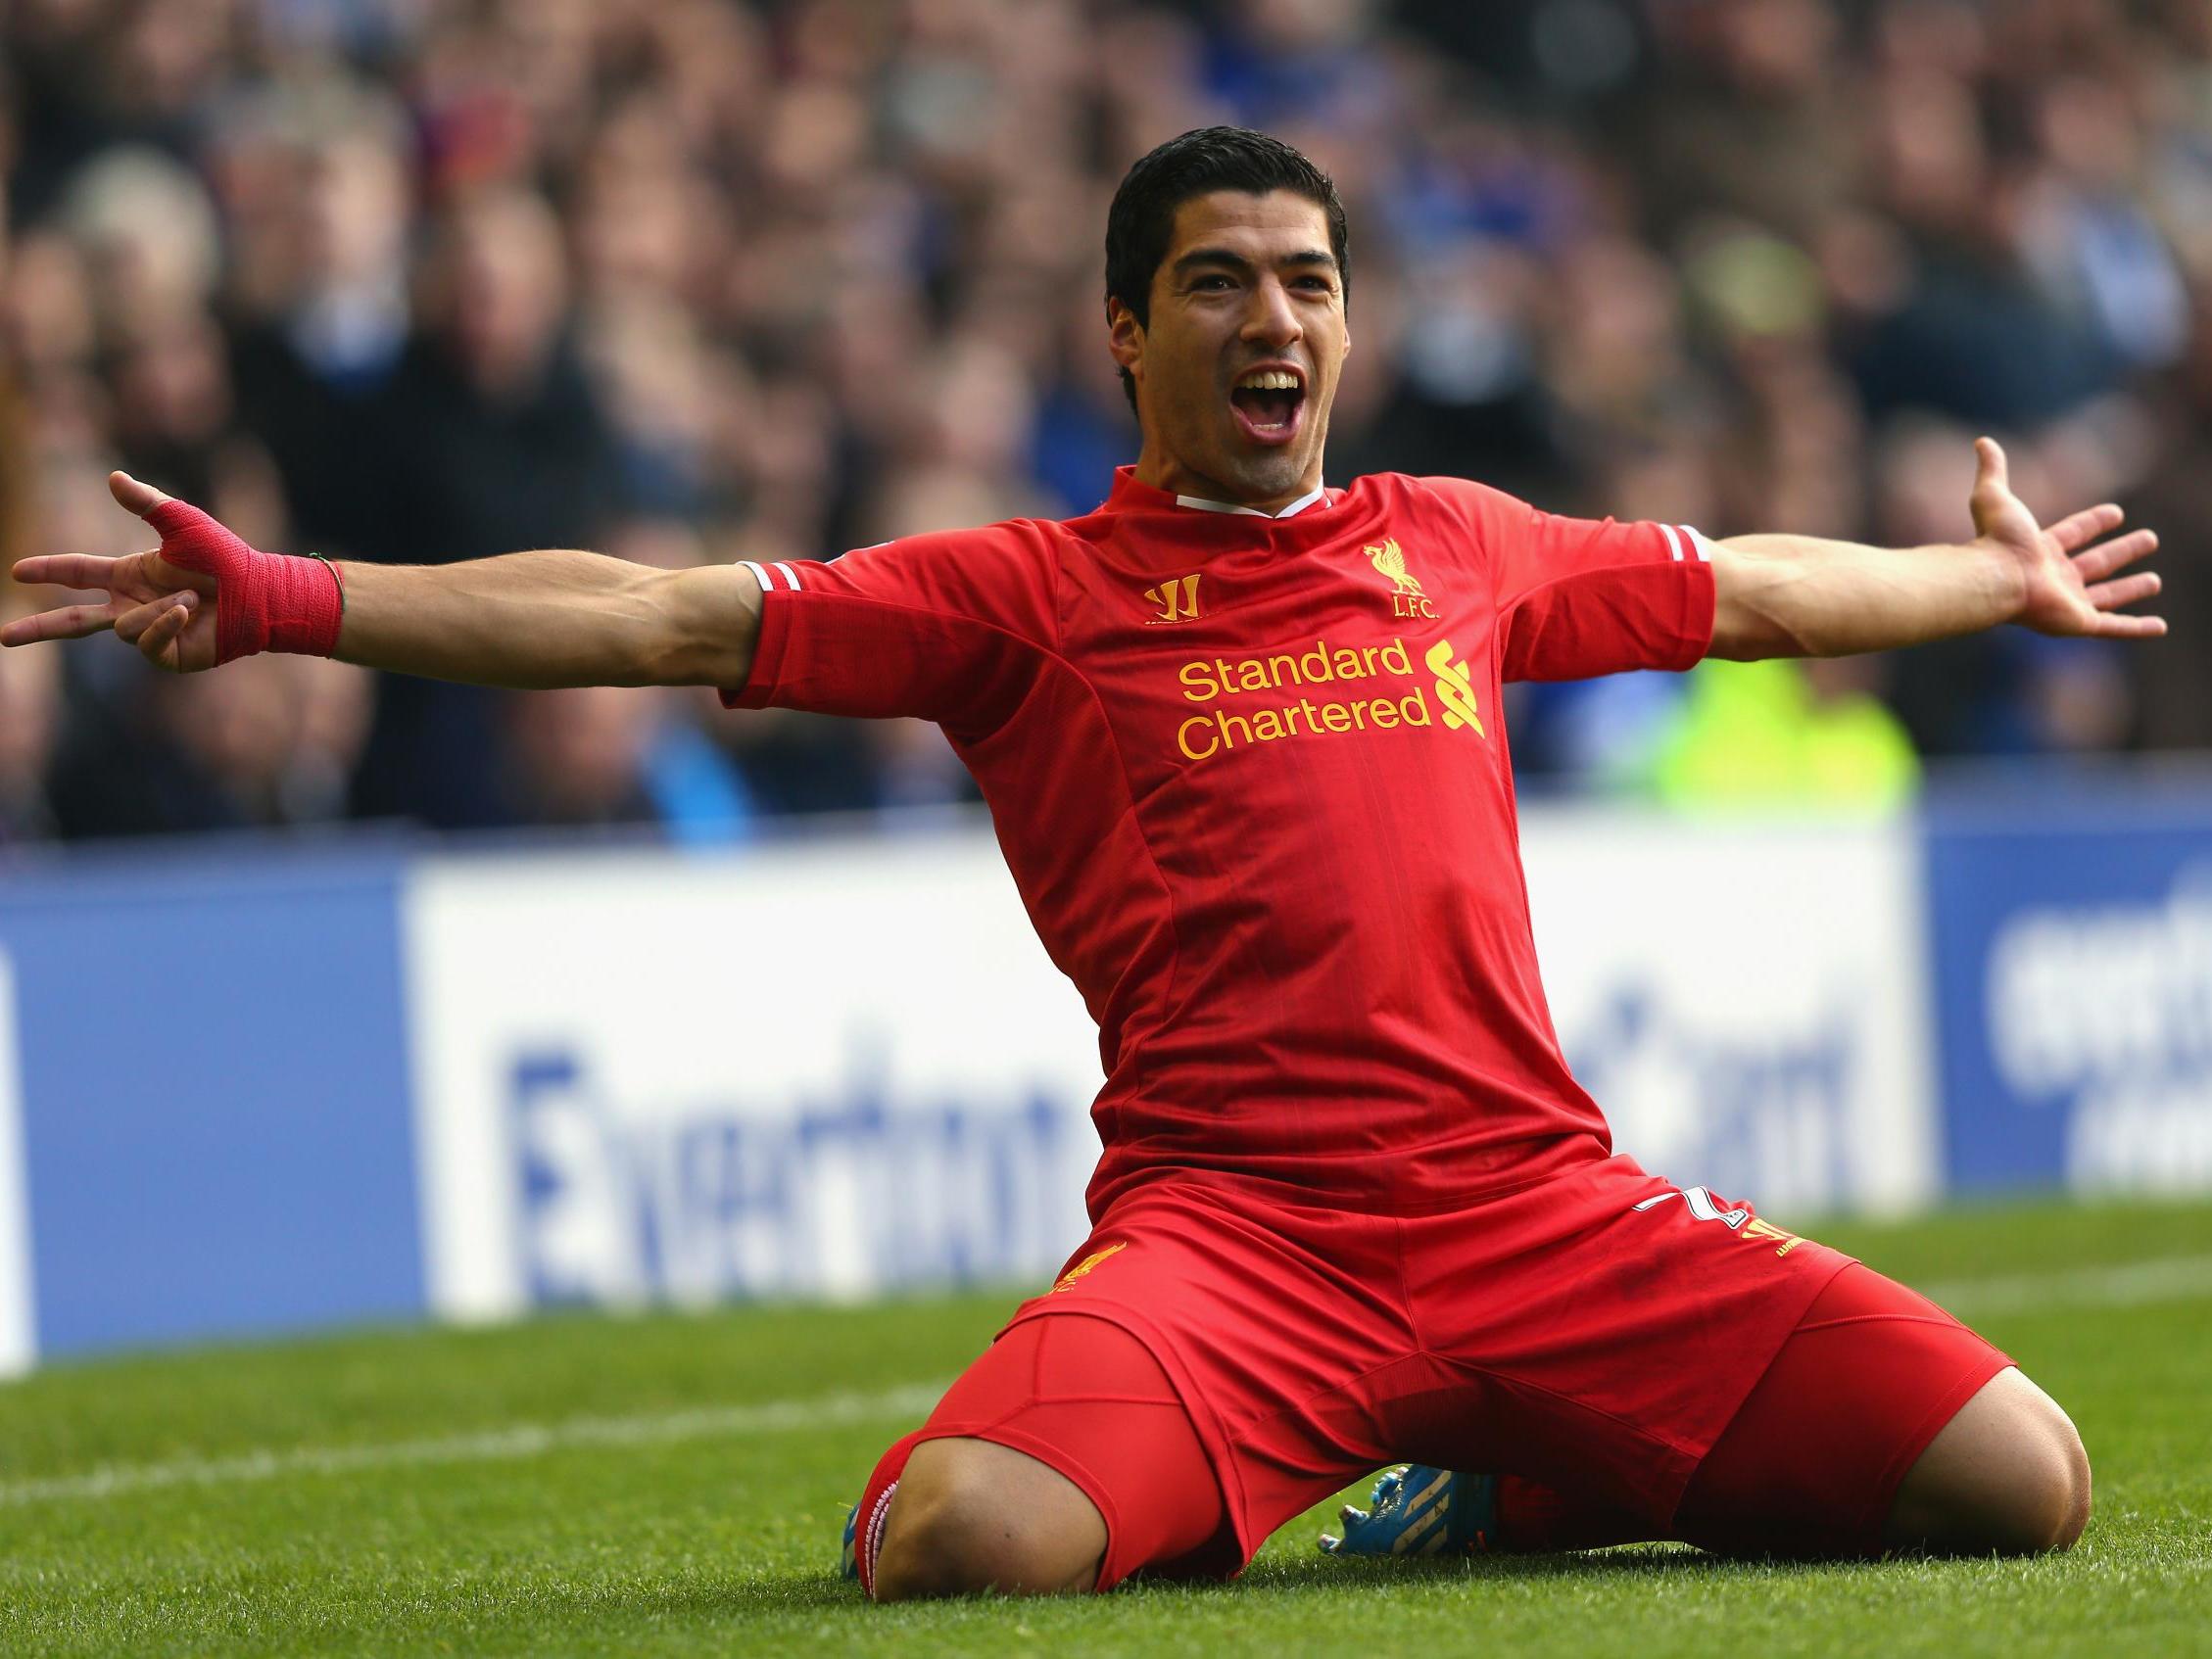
[4,473,218,671]
[2,472,342,672]
[8,474,761,690]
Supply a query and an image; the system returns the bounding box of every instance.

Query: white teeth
[1236,370,1302,391]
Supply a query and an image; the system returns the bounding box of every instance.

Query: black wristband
[304,551,346,618]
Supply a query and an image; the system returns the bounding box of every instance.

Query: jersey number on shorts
[1633,1186,1804,1256]
[1633,1185,1750,1227]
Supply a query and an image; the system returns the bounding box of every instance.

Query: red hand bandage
[145,499,346,664]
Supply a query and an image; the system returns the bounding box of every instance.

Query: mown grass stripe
[1921,1253,2212,1316]
[5,1252,2206,1512]
[0,1380,947,1507]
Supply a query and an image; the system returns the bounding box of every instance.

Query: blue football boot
[1318,1464,1497,1557]
[841,1504,861,1583]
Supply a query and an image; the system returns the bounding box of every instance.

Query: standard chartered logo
[1424,640,1484,735]
[1171,635,1484,762]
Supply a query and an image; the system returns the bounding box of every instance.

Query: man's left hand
[1971,437,2165,640]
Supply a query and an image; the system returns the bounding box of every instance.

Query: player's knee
[869,1473,992,1601]
[1891,1371,2091,1555]
[2036,1413,2092,1553]
[1977,1407,2090,1554]
[871,1473,1082,1600]
[871,1439,1105,1600]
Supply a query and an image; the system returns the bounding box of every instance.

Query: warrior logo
[1144,574,1202,624]
[1366,539,1437,619]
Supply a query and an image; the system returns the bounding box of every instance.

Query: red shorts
[865,1154,2010,1588]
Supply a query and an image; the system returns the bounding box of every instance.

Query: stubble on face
[1118,190,1348,511]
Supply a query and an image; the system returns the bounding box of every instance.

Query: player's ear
[1107,298,1143,375]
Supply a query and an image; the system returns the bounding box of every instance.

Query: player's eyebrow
[1172,247,1338,282]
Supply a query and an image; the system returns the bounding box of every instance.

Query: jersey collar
[1174,484,1327,518]
[1105,466,1334,520]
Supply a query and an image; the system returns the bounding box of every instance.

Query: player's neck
[1132,447,1325,517]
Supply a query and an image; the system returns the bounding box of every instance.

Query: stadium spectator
[5,0,2211,840]
[345,185,625,830]
[0,371,33,606]
[0,642,60,852]
[2125,275,2212,749]
[1649,656,1922,810]
[49,652,305,836]
[501,685,670,832]
[224,86,418,552]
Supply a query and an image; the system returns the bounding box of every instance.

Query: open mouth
[1230,368,1306,445]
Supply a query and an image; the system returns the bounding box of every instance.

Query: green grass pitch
[0,1198,2205,1657]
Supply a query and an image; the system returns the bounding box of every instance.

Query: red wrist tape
[145,499,345,664]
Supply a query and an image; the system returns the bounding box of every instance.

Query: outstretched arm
[0,473,763,688]
[1708,438,2164,660]
[328,546,762,688]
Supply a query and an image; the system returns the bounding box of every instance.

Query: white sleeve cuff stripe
[1658,523,1686,562]
[772,561,803,592]
[1682,526,1716,562]
[739,560,773,592]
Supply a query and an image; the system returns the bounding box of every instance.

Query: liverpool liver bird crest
[1366,539,1436,617]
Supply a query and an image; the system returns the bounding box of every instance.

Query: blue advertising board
[0,843,422,1359]
[1923,790,2212,1196]
[1,789,2209,1370]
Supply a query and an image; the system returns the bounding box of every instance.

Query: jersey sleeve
[720,521,1061,738]
[1419,476,1717,683]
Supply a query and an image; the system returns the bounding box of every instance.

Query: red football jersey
[727,468,1715,1214]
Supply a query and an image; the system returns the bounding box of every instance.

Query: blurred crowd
[4,0,2211,849]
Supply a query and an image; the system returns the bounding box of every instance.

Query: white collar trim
[1173,484,1326,519]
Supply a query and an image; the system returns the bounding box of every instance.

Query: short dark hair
[1104,126,1350,414]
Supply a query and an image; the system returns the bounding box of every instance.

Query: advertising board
[1521,808,1940,1216]
[409,811,1944,1322]
[1926,803,2212,1195]
[0,849,423,1358]
[0,950,37,1375]
[404,830,1105,1320]
[12,791,2187,1364]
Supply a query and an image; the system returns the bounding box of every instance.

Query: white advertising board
[0,951,38,1374]
[1519,806,1940,1217]
[404,829,1104,1321]
[407,809,1941,1320]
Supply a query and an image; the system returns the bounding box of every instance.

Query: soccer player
[4,129,2163,1596]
